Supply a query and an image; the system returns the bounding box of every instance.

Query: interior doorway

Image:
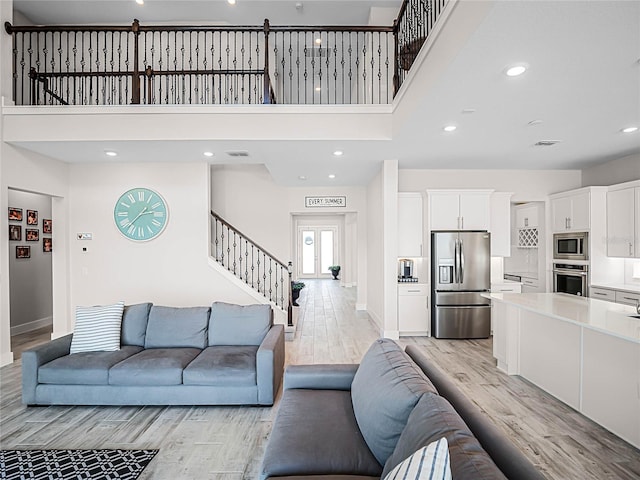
[298,226,338,279]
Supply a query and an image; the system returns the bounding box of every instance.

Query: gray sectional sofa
[22,302,284,406]
[261,339,545,480]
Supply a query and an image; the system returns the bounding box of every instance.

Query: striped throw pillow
[70,302,125,354]
[383,437,451,480]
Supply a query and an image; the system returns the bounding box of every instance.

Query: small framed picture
[26,229,39,242]
[43,238,52,253]
[27,210,38,225]
[43,219,52,234]
[8,207,23,221]
[16,246,31,259]
[9,225,22,241]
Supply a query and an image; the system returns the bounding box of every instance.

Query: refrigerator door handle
[460,239,464,283]
[454,238,459,283]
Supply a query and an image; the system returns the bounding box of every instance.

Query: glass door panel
[320,230,334,274]
[301,230,316,275]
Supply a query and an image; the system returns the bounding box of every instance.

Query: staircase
[210,211,293,326]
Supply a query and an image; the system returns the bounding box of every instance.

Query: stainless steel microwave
[553,232,588,260]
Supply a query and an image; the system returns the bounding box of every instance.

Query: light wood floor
[1,280,638,479]
[10,325,53,361]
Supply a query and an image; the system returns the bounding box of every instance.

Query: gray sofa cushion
[121,303,152,347]
[108,348,201,385]
[261,389,382,479]
[183,346,258,386]
[382,393,508,480]
[38,346,143,385]
[209,302,272,346]
[351,338,438,466]
[145,306,210,349]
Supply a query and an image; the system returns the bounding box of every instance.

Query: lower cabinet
[398,284,429,336]
[591,286,640,306]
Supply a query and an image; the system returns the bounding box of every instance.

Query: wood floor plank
[1,279,638,479]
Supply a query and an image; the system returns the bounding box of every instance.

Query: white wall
[8,189,53,334]
[68,162,257,311]
[581,154,640,187]
[210,164,369,305]
[366,166,384,330]
[399,169,582,201]
[0,144,70,366]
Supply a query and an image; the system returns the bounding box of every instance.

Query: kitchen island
[486,292,639,449]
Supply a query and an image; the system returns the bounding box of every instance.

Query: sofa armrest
[21,334,73,405]
[256,324,285,405]
[283,364,359,391]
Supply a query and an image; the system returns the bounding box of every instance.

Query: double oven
[553,232,589,297]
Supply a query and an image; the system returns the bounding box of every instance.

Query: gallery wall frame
[8,207,23,221]
[27,210,38,225]
[26,229,39,242]
[9,225,21,241]
[43,238,52,253]
[16,246,31,259]
[43,219,52,234]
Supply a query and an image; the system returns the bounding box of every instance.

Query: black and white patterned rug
[0,449,158,480]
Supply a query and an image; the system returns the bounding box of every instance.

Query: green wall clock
[114,187,168,241]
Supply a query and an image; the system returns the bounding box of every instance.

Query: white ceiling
[8,0,640,186]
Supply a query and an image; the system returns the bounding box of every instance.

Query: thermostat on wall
[77,233,93,240]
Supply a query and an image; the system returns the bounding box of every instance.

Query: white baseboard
[0,351,14,367]
[383,330,400,340]
[52,330,72,340]
[10,316,53,336]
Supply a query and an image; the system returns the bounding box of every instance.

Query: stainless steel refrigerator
[431,231,491,339]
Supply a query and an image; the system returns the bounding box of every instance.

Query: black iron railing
[5,0,449,106]
[394,0,447,93]
[211,210,293,326]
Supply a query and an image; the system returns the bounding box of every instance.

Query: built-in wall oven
[553,232,588,260]
[553,263,589,297]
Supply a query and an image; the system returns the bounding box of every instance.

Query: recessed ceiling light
[443,125,457,132]
[315,87,321,92]
[621,126,638,133]
[228,0,236,4]
[203,151,214,157]
[505,64,527,77]
[135,0,144,4]
[333,150,343,156]
[328,174,336,179]
[298,175,307,180]
[105,150,118,157]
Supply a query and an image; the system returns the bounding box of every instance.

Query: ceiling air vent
[225,150,250,157]
[534,140,561,147]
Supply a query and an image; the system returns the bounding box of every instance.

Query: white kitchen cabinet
[551,192,590,232]
[607,187,638,258]
[491,283,522,293]
[428,190,491,231]
[615,290,640,307]
[490,192,513,257]
[521,277,539,293]
[590,286,615,302]
[516,205,539,229]
[398,193,424,257]
[398,284,429,335]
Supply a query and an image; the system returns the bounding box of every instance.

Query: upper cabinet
[490,192,513,257]
[398,193,424,257]
[551,191,590,232]
[516,205,539,229]
[428,190,492,231]
[607,185,640,258]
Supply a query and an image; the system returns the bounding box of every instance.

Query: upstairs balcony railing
[4,0,446,106]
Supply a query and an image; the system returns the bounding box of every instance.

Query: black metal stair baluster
[251,245,255,289]
[244,239,249,283]
[233,231,237,275]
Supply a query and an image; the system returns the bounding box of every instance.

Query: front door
[298,227,337,278]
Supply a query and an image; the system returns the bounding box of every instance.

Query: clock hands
[124,207,156,227]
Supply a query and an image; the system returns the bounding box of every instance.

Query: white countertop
[592,283,640,294]
[485,292,640,343]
